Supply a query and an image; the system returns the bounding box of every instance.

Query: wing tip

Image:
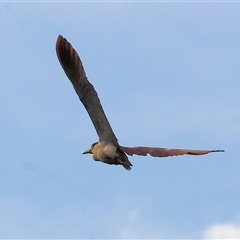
[56,34,65,50]
[212,149,225,153]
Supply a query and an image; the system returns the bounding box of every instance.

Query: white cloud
[204,221,240,239]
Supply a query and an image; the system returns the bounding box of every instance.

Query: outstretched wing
[56,35,118,144]
[120,146,224,157]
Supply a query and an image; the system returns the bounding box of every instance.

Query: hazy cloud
[204,220,240,239]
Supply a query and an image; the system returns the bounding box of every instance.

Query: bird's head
[82,142,98,155]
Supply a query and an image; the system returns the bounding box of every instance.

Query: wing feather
[120,146,224,157]
[56,35,118,144]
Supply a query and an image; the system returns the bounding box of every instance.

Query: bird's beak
[82,148,92,154]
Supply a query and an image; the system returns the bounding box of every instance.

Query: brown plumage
[56,35,224,170]
[120,146,223,158]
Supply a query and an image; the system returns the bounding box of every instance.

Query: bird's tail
[116,148,133,170]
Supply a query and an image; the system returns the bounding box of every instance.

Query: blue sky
[1,2,240,239]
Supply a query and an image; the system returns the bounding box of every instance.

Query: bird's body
[56,35,224,170]
[84,141,132,170]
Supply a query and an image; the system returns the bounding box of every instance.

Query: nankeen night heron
[56,35,224,170]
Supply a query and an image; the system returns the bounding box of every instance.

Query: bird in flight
[56,35,224,170]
